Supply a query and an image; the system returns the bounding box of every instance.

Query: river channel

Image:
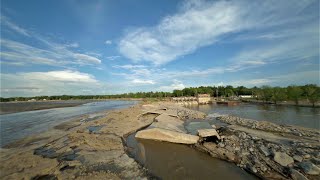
[189,103,320,129]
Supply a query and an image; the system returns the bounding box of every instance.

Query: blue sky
[0,0,319,97]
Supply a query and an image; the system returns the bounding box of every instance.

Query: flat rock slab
[274,152,294,166]
[135,128,199,144]
[197,129,220,139]
[185,121,213,135]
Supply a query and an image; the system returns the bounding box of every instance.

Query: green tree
[287,86,303,105]
[304,84,320,107]
[260,86,273,102]
[271,87,287,104]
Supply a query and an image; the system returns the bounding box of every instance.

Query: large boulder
[135,128,199,144]
[273,152,294,166]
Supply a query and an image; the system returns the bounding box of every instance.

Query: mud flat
[1,101,319,179]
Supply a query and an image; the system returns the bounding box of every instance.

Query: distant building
[197,94,211,104]
[239,95,253,99]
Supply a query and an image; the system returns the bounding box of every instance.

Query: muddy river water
[189,103,320,129]
[126,133,257,180]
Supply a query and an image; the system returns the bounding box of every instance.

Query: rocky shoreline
[196,115,320,180]
[0,101,319,179]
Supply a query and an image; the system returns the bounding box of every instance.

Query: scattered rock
[273,152,294,166]
[239,132,247,139]
[211,125,217,129]
[289,169,308,180]
[303,154,311,159]
[135,128,199,144]
[259,146,271,157]
[293,155,303,162]
[311,157,320,165]
[218,143,225,148]
[298,161,320,175]
[246,164,257,173]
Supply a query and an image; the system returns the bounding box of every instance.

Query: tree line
[1,84,319,106]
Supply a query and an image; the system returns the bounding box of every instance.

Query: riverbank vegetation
[1,84,319,106]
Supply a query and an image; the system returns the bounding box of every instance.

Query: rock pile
[197,115,320,180]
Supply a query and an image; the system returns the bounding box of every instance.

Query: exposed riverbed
[1,101,319,179]
[0,100,138,147]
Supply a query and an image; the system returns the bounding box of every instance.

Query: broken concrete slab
[197,129,221,139]
[150,114,186,133]
[135,128,199,144]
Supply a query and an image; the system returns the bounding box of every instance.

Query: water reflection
[189,103,320,129]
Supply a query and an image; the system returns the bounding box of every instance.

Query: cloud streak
[119,0,317,65]
[1,16,102,67]
[1,16,31,37]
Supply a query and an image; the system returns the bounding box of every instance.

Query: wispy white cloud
[20,70,98,83]
[159,80,185,91]
[66,42,79,48]
[105,40,112,45]
[0,70,100,97]
[119,0,317,65]
[132,79,155,85]
[113,64,146,69]
[73,53,101,64]
[106,55,121,61]
[1,16,30,37]
[0,39,102,67]
[1,16,102,67]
